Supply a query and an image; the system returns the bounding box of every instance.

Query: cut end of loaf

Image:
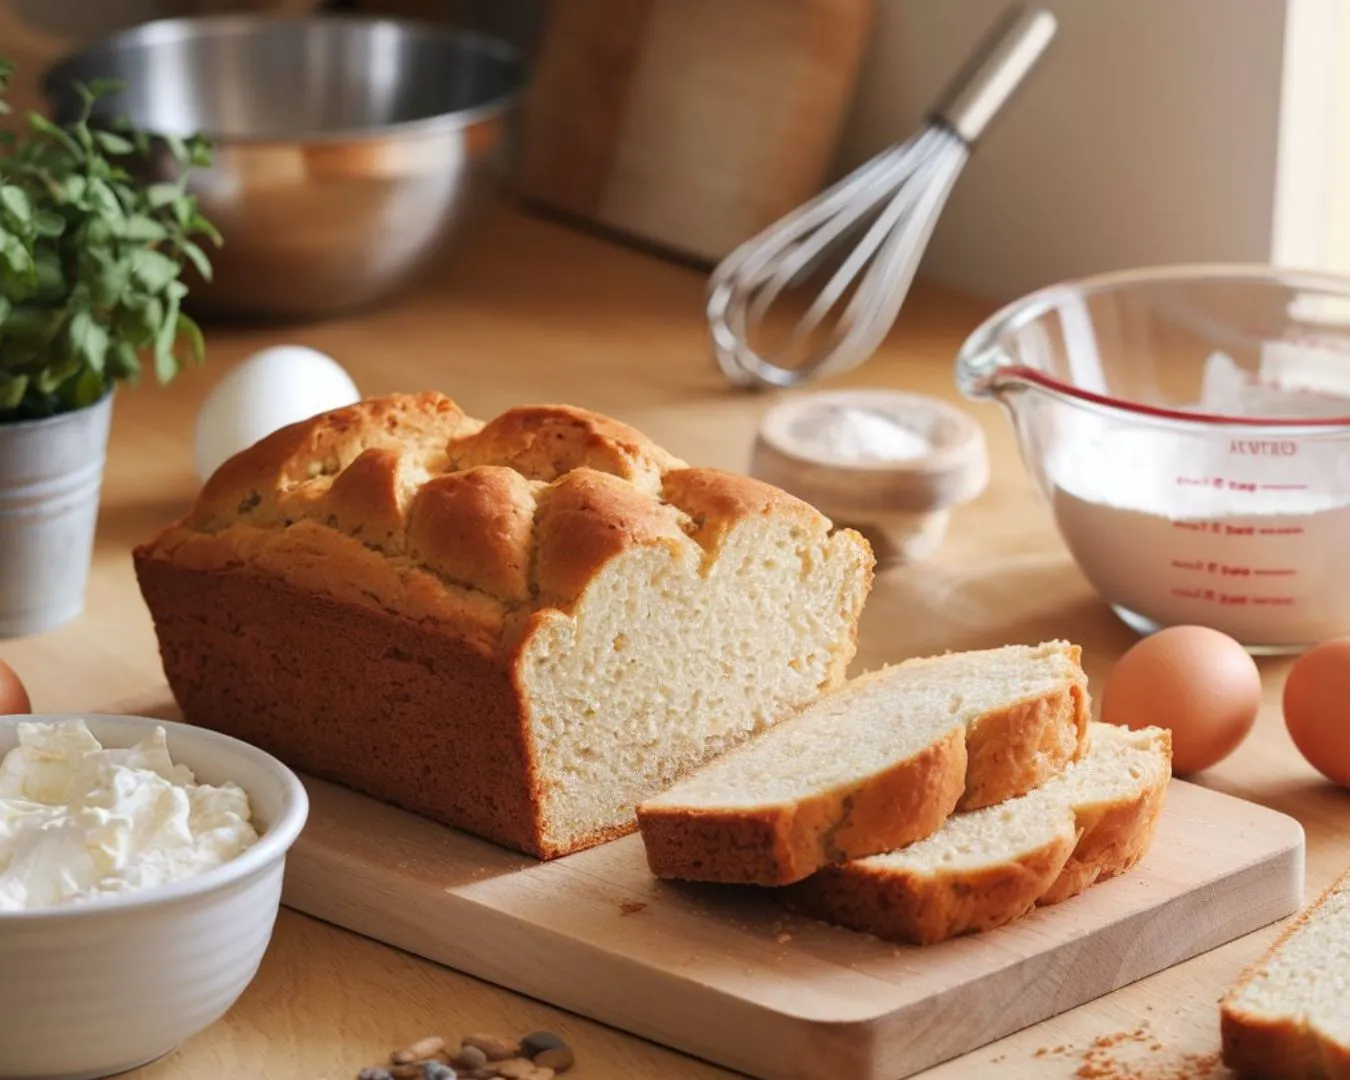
[523,515,875,856]
[1221,868,1350,1080]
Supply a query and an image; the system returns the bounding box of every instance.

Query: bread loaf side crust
[1221,867,1350,1080]
[134,554,559,855]
[785,822,1077,945]
[960,669,1090,812]
[1037,767,1169,906]
[635,726,968,886]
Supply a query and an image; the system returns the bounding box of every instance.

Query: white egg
[194,346,361,482]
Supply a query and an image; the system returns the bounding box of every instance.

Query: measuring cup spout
[955,343,1023,401]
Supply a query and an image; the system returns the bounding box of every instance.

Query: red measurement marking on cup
[1252,568,1298,577]
[1259,525,1304,535]
[1170,561,1296,578]
[1173,475,1264,492]
[1259,483,1308,492]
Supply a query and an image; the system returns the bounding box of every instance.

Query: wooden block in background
[513,0,872,264]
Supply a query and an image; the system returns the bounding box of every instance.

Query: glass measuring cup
[956,265,1350,653]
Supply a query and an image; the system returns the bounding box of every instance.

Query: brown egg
[1100,625,1261,775]
[0,656,31,714]
[1283,636,1350,787]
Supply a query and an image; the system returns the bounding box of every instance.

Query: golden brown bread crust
[635,726,969,887]
[135,392,873,858]
[1037,763,1169,906]
[958,645,1090,811]
[786,825,1077,946]
[784,724,1169,946]
[1221,867,1350,1080]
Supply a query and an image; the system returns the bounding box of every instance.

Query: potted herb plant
[0,60,220,636]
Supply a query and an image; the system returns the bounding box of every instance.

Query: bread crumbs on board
[1033,1023,1223,1079]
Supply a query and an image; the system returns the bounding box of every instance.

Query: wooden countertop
[6,206,1345,1080]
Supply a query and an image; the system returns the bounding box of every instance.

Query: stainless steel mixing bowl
[43,15,525,320]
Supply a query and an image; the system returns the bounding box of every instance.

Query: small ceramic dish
[0,713,309,1080]
[751,389,989,562]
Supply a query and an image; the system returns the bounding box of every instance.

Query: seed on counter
[389,1064,442,1079]
[463,1034,520,1061]
[533,1046,575,1073]
[452,1045,489,1070]
[393,1036,447,1064]
[359,1069,394,1080]
[519,1032,567,1059]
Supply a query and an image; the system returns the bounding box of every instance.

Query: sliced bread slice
[635,642,1089,886]
[1221,868,1350,1080]
[786,722,1171,944]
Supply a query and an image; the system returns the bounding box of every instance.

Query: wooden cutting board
[513,0,872,263]
[118,694,1304,1080]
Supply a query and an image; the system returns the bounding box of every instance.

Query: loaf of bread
[1221,867,1350,1079]
[636,642,1089,886]
[134,393,875,858]
[787,722,1171,944]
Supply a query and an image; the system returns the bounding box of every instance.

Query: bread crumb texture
[1035,1023,1221,1079]
[134,393,875,858]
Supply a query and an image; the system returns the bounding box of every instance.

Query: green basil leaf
[162,133,188,163]
[86,77,124,100]
[34,356,76,393]
[0,372,27,409]
[89,254,130,308]
[130,247,179,292]
[171,193,192,228]
[154,286,181,383]
[146,182,180,209]
[25,112,82,157]
[86,177,124,221]
[32,209,65,236]
[175,311,205,365]
[179,238,212,282]
[0,185,30,226]
[69,364,106,408]
[0,295,11,325]
[187,210,223,247]
[68,310,109,373]
[93,130,134,156]
[63,174,87,204]
[2,234,32,278]
[34,245,64,298]
[106,340,140,380]
[121,214,167,242]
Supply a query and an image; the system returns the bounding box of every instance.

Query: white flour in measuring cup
[1046,355,1350,646]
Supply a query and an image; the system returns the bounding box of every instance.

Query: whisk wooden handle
[930,5,1058,145]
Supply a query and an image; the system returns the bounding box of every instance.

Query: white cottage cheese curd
[0,719,259,912]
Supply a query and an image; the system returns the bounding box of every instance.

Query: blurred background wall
[3,0,1344,304]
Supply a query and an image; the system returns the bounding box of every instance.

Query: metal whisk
[709,5,1058,390]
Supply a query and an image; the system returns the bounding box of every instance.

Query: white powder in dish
[1046,358,1350,646]
[788,405,931,463]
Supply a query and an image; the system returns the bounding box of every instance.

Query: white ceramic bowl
[0,713,309,1080]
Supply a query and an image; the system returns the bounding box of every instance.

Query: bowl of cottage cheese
[0,713,309,1080]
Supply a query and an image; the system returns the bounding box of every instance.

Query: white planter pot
[0,394,113,637]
